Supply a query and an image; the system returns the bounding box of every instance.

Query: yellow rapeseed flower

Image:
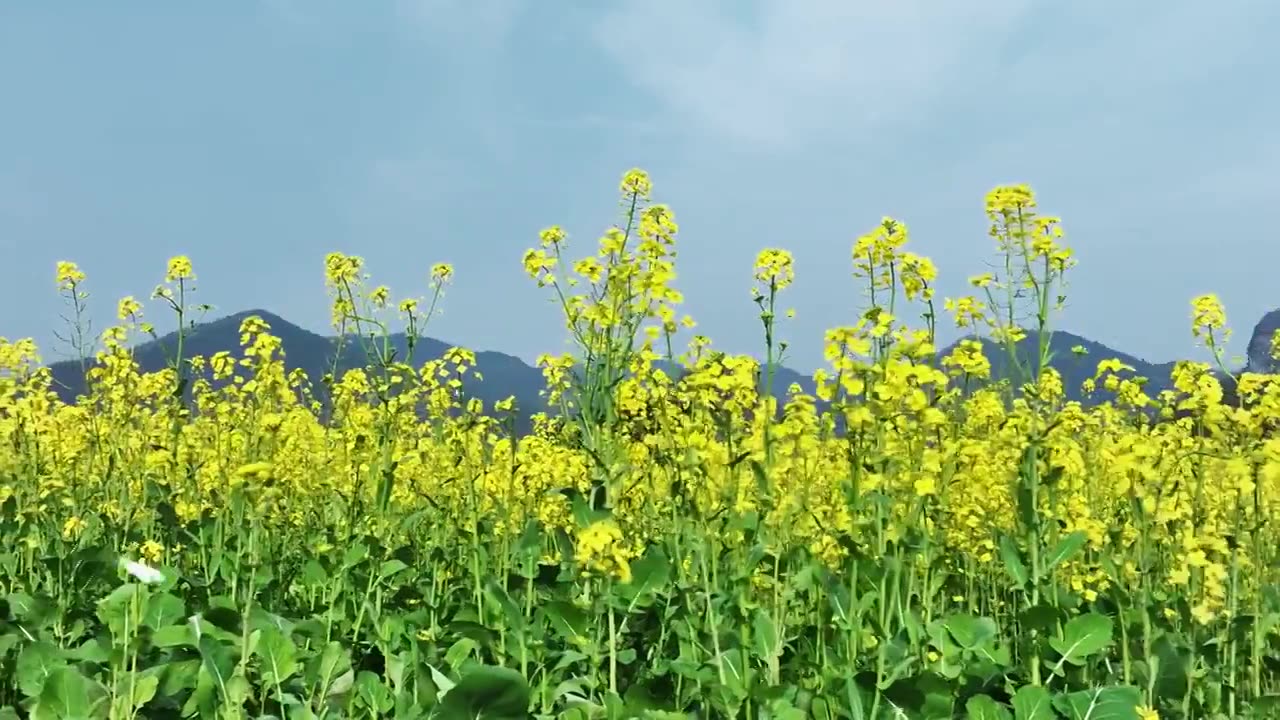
[165,255,194,282]
[56,260,86,290]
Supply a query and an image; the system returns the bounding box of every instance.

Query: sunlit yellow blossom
[56,260,87,290]
[165,255,194,282]
[753,248,796,291]
[140,539,165,564]
[117,296,142,321]
[430,262,454,284]
[62,516,87,540]
[1190,293,1229,343]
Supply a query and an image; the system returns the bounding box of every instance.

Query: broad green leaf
[616,546,671,605]
[483,579,526,632]
[64,639,110,665]
[342,542,369,568]
[379,559,409,578]
[445,637,479,670]
[16,641,64,698]
[920,691,954,720]
[714,649,748,699]
[752,608,781,660]
[354,671,394,714]
[1049,613,1114,667]
[327,670,355,698]
[160,659,202,696]
[128,672,160,711]
[965,694,1012,720]
[764,698,807,720]
[1041,532,1089,577]
[428,664,456,702]
[1012,685,1055,720]
[824,576,853,628]
[541,600,590,644]
[436,665,530,719]
[1053,685,1141,720]
[96,583,146,639]
[197,635,237,703]
[300,559,327,586]
[142,592,186,630]
[31,666,105,720]
[151,624,196,648]
[8,592,57,630]
[254,626,300,685]
[943,613,998,651]
[310,641,352,698]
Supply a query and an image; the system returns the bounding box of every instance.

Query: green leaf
[445,637,479,670]
[327,670,355,698]
[128,672,160,711]
[752,609,781,660]
[943,613,998,651]
[300,559,327,587]
[354,671,394,714]
[713,649,748,701]
[570,495,611,528]
[1053,685,1141,720]
[1041,532,1089,577]
[1048,613,1114,667]
[764,697,808,720]
[541,601,590,644]
[310,641,352,698]
[151,624,196,648]
[999,535,1029,589]
[616,546,671,604]
[142,592,186,630]
[379,559,409,578]
[65,638,110,664]
[483,579,526,632]
[8,592,57,630]
[823,574,853,628]
[965,694,1012,720]
[342,542,369,568]
[435,665,531,719]
[749,459,770,498]
[254,626,300,685]
[17,641,65,698]
[96,583,146,639]
[31,666,105,720]
[197,635,237,703]
[428,664,456,702]
[1012,685,1055,720]
[159,659,201,696]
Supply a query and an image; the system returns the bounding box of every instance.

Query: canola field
[1,170,1278,719]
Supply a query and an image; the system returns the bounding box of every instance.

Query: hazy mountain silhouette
[947,330,1179,399]
[47,310,550,432]
[46,309,1246,430]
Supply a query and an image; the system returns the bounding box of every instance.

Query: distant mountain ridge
[44,308,1244,426]
[47,310,551,430]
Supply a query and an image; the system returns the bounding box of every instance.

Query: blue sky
[2,1,1277,372]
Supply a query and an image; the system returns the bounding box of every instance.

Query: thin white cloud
[592,0,1035,149]
[592,0,1277,152]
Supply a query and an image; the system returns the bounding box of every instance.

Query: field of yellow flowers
[2,170,1278,719]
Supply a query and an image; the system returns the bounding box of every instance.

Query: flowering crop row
[0,170,1275,718]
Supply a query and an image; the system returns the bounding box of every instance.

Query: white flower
[119,558,164,585]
